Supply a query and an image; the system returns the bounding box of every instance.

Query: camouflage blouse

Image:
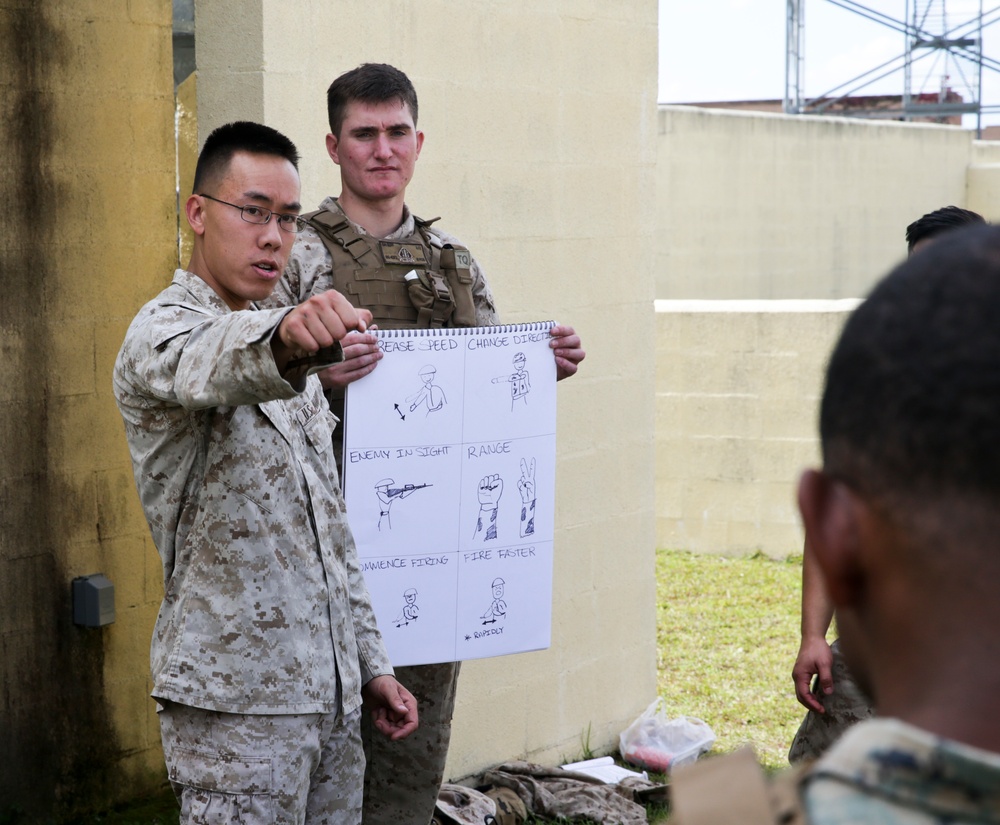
[805,718,1000,823]
[113,269,391,715]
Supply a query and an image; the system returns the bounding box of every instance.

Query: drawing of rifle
[386,483,433,498]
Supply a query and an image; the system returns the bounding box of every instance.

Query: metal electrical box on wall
[72,574,115,627]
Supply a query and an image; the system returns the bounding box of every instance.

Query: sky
[659,0,1000,129]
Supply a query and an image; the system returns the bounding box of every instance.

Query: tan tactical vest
[304,208,478,330]
[304,207,481,472]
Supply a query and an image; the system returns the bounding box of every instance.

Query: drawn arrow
[394,403,405,421]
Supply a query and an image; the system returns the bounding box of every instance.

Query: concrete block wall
[194,0,660,780]
[656,301,860,558]
[0,0,176,818]
[968,139,1000,218]
[656,105,1000,300]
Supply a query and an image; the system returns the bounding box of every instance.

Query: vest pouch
[405,269,455,328]
[336,266,424,326]
[440,246,477,327]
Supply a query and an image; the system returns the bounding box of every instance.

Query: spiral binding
[374,321,554,338]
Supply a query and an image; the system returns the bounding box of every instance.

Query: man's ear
[798,468,865,607]
[326,133,340,165]
[185,193,207,236]
[414,129,424,159]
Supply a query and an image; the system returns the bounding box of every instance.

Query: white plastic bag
[618,698,715,773]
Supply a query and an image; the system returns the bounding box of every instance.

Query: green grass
[69,549,806,824]
[528,550,806,823]
[655,549,805,772]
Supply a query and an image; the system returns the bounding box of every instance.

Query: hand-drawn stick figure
[374,478,431,531]
[406,364,447,415]
[472,474,503,541]
[481,577,507,625]
[518,457,536,538]
[394,587,420,628]
[491,351,531,410]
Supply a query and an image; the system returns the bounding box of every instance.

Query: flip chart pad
[342,322,557,665]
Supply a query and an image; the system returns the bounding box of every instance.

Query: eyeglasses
[198,193,307,233]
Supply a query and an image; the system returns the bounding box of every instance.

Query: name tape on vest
[380,241,429,267]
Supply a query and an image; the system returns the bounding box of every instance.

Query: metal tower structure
[784,0,1000,134]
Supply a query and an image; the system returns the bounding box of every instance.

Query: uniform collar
[170,268,242,315]
[320,196,415,241]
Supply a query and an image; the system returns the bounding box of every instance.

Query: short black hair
[192,121,300,194]
[822,224,1000,499]
[326,63,418,138]
[905,205,985,253]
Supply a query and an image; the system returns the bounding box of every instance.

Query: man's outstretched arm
[272,290,371,377]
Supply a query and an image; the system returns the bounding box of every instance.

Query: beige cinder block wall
[657,105,999,300]
[195,0,659,777]
[967,139,1000,218]
[654,109,1000,560]
[0,0,176,819]
[656,301,858,557]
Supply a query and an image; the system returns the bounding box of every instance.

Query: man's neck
[872,608,1000,754]
[336,191,406,238]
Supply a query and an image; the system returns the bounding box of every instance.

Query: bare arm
[792,538,837,712]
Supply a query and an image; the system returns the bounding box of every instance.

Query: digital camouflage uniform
[114,269,392,824]
[672,718,1000,824]
[803,718,1000,824]
[267,197,499,825]
[788,639,875,764]
[159,702,364,823]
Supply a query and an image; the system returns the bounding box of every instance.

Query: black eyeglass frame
[198,193,307,233]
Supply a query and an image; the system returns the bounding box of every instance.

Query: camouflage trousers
[361,662,461,825]
[159,701,364,824]
[788,639,875,764]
